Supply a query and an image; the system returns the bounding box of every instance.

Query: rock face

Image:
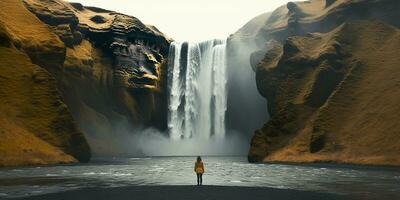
[0,0,171,166]
[0,0,90,166]
[248,0,400,166]
[20,0,171,155]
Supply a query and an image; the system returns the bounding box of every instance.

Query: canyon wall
[0,0,171,166]
[23,0,171,155]
[247,0,400,166]
[2,0,399,166]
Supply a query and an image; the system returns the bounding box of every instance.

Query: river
[0,157,399,199]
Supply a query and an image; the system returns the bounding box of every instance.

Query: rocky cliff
[248,0,400,166]
[0,0,171,166]
[22,0,171,155]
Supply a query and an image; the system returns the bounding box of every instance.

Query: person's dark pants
[196,173,203,185]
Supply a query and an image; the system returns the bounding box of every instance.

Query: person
[194,156,204,186]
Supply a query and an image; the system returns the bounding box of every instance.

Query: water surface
[0,157,399,199]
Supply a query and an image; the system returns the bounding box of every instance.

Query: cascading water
[167,39,227,141]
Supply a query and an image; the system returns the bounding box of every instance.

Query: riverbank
[15,185,348,200]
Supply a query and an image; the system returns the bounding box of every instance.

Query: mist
[225,35,269,143]
[83,121,249,157]
[135,129,248,156]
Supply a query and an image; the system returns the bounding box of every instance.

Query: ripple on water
[114,173,132,176]
[148,168,164,172]
[46,174,58,177]
[83,172,96,175]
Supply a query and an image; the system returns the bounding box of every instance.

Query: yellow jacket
[194,161,204,174]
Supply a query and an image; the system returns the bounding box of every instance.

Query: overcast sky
[67,0,293,42]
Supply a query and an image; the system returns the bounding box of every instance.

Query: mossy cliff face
[0,0,90,166]
[248,0,400,166]
[0,0,171,165]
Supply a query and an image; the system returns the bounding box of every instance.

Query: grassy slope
[0,0,90,166]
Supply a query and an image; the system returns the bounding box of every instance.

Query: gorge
[1,0,400,199]
[0,0,399,167]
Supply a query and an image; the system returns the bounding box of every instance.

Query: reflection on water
[0,157,399,199]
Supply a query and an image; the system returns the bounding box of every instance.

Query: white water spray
[167,39,228,140]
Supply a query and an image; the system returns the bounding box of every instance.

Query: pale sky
[67,0,293,42]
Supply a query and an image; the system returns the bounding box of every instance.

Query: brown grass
[0,47,79,166]
[252,21,400,166]
[0,0,90,166]
[0,0,66,69]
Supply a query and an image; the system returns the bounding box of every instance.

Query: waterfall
[167,39,227,140]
